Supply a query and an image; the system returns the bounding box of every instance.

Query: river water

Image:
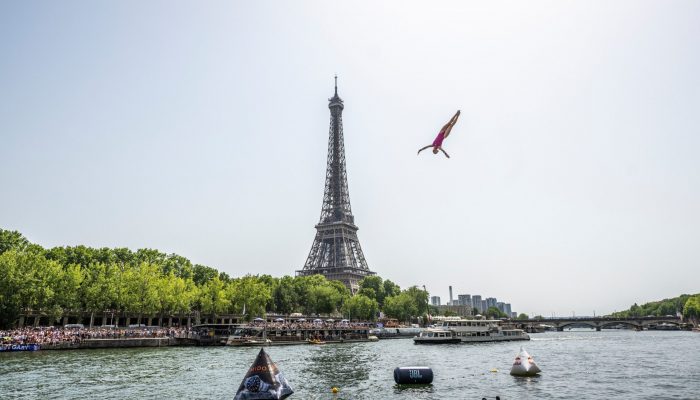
[1,330,698,399]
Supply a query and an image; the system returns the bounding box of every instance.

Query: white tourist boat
[437,317,530,342]
[413,328,461,344]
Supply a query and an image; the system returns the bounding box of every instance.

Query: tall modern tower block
[296,79,375,294]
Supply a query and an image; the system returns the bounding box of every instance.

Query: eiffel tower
[296,78,375,294]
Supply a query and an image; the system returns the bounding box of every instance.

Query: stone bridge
[511,316,682,331]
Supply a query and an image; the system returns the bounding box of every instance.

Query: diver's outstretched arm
[439,148,450,158]
[417,145,433,155]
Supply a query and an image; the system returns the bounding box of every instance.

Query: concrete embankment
[40,338,181,350]
[80,338,176,348]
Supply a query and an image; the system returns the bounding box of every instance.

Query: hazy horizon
[2,1,699,317]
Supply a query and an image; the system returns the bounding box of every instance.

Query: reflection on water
[393,384,435,395]
[305,344,372,385]
[1,331,698,399]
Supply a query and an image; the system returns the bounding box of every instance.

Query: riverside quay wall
[80,337,175,349]
[37,337,180,351]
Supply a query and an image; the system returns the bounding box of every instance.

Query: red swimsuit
[432,130,446,147]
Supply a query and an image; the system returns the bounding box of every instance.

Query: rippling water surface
[1,330,698,399]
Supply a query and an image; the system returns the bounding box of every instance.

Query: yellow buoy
[490,368,498,373]
[331,387,339,394]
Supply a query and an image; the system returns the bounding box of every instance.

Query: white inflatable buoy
[510,347,541,377]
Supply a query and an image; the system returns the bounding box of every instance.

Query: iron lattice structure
[296,79,375,294]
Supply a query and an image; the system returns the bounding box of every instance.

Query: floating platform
[193,324,376,346]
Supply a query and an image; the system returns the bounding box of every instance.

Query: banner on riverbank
[0,344,40,352]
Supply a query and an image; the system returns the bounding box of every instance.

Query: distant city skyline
[1,1,698,317]
[433,290,517,317]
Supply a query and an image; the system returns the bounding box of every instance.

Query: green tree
[227,275,272,318]
[683,295,700,326]
[485,306,507,319]
[658,302,676,316]
[359,276,386,306]
[0,251,23,327]
[162,254,193,280]
[272,276,297,315]
[31,254,65,322]
[307,285,341,315]
[113,260,133,321]
[193,264,219,286]
[5,251,65,324]
[0,230,30,254]
[125,262,162,323]
[56,263,84,314]
[48,245,95,268]
[610,294,697,318]
[219,272,231,283]
[112,248,134,266]
[199,276,230,315]
[158,273,179,315]
[135,248,166,267]
[328,280,351,311]
[342,294,378,321]
[405,286,429,316]
[384,292,418,323]
[173,277,198,316]
[383,279,401,299]
[293,274,328,314]
[82,262,118,323]
[629,303,642,317]
[358,287,377,301]
[517,313,529,320]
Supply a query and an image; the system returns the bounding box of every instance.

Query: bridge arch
[598,321,641,330]
[557,321,598,330]
[640,320,682,328]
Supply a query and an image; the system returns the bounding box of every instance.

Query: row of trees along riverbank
[0,229,430,329]
[609,293,700,325]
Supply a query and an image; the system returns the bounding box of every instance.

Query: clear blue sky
[1,1,698,316]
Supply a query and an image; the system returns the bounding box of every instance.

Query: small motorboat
[307,338,326,345]
[510,347,541,376]
[413,328,461,344]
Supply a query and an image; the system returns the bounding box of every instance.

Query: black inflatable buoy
[233,348,294,400]
[393,366,433,384]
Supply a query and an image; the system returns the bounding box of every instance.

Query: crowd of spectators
[242,319,375,342]
[1,326,192,349]
[251,319,374,331]
[2,320,376,349]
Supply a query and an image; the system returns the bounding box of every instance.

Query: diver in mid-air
[417,110,461,158]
